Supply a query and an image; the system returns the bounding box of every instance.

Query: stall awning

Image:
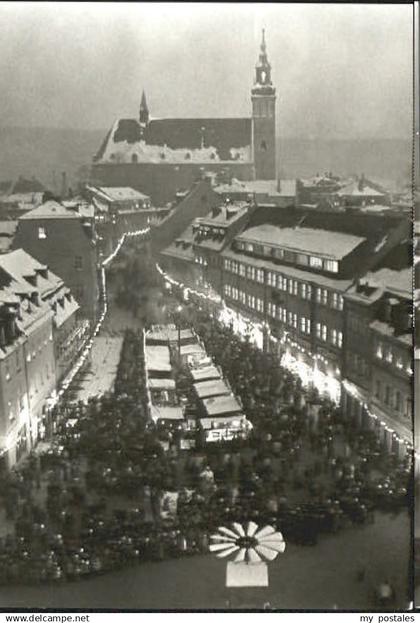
[191,365,221,382]
[145,345,171,372]
[149,378,176,390]
[199,414,246,430]
[180,343,206,357]
[146,325,196,344]
[150,405,184,421]
[202,395,242,417]
[194,379,231,399]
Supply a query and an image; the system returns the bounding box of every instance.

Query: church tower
[251,30,276,180]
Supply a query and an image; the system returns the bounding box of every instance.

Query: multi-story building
[91,31,277,205]
[342,239,412,456]
[0,249,81,469]
[160,200,254,295]
[213,178,296,208]
[161,207,409,419]
[12,200,99,323]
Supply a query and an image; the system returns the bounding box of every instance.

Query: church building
[91,31,277,205]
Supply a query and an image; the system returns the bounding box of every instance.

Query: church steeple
[254,29,273,89]
[251,29,276,180]
[139,90,149,126]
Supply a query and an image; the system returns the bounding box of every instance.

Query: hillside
[0,126,412,191]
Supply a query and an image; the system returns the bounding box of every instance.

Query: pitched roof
[0,249,62,297]
[88,186,150,202]
[95,116,252,164]
[237,224,365,260]
[19,200,80,220]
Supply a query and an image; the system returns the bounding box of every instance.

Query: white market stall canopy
[180,343,207,357]
[146,325,196,344]
[145,345,171,372]
[150,405,184,421]
[148,378,176,390]
[191,365,221,382]
[194,379,231,399]
[202,395,243,418]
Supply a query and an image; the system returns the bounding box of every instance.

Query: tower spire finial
[139,90,149,126]
[261,28,266,53]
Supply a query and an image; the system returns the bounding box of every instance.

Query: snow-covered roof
[202,394,242,417]
[237,224,365,260]
[19,200,80,220]
[88,186,150,203]
[194,379,231,399]
[95,116,253,164]
[215,178,296,198]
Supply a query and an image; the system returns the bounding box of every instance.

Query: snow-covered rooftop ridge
[237,224,365,260]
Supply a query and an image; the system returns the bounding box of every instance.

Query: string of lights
[50,227,151,405]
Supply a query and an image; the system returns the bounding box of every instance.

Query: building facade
[0,250,81,469]
[13,201,99,323]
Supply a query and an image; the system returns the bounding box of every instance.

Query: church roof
[94,116,252,164]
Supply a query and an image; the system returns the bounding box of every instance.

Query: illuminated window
[324,260,339,273]
[239,264,246,277]
[310,256,323,269]
[385,349,393,364]
[376,344,383,359]
[224,284,231,298]
[256,298,264,313]
[256,269,264,283]
[395,357,403,370]
[246,265,254,280]
[38,227,47,239]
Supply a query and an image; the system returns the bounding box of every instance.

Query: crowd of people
[0,294,411,598]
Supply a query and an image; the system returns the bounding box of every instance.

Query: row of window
[374,380,410,418]
[375,342,411,374]
[223,261,344,309]
[233,241,340,274]
[224,286,342,346]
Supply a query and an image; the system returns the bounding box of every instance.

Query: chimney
[61,171,68,199]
